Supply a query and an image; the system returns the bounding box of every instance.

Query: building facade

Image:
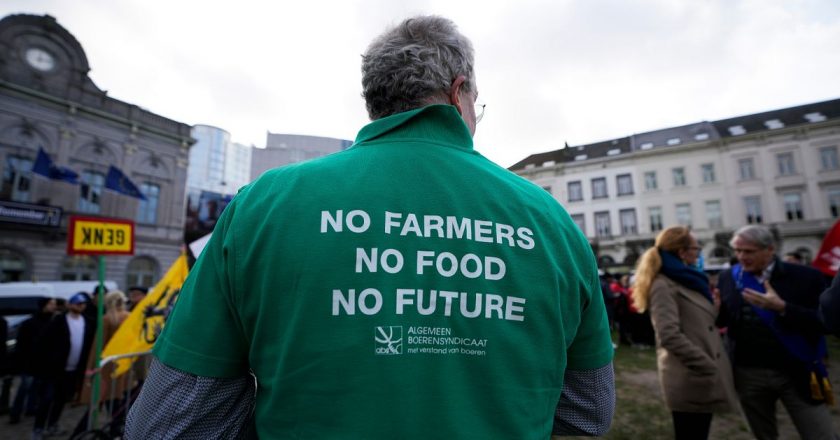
[250,132,352,181]
[511,98,840,269]
[184,124,252,242]
[0,14,193,288]
[187,125,252,197]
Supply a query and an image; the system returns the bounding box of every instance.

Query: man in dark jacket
[717,225,836,439]
[31,293,94,439]
[8,297,56,424]
[819,273,840,336]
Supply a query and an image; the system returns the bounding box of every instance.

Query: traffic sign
[67,215,135,255]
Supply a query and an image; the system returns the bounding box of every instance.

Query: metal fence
[76,350,152,439]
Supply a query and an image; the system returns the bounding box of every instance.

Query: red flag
[812,219,840,277]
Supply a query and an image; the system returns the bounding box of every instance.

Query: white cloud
[3,0,839,167]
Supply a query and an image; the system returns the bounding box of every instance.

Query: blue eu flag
[32,148,79,184]
[105,166,146,200]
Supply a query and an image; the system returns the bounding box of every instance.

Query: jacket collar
[662,275,717,317]
[352,104,474,151]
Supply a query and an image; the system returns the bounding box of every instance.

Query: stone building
[0,14,193,288]
[510,98,840,270]
[250,132,351,181]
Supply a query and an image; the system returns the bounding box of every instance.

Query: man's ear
[449,75,467,115]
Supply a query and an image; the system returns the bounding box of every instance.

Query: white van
[0,280,118,314]
[1,281,118,344]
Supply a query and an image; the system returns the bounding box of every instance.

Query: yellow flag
[102,253,189,376]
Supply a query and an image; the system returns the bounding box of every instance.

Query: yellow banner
[102,253,189,376]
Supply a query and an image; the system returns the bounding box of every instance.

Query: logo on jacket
[375,326,403,355]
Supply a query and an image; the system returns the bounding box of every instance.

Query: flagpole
[89,256,106,430]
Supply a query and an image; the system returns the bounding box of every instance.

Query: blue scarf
[658,249,712,303]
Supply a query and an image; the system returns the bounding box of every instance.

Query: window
[640,142,654,150]
[644,171,657,190]
[591,177,608,199]
[619,209,637,235]
[805,112,827,123]
[738,158,755,180]
[137,182,160,224]
[765,119,784,129]
[2,155,33,202]
[79,170,105,214]
[61,256,97,281]
[126,256,159,288]
[667,138,681,146]
[594,211,611,237]
[701,163,716,183]
[744,196,762,224]
[829,189,840,218]
[541,185,552,195]
[672,167,686,187]
[729,125,746,136]
[675,203,692,227]
[705,200,722,229]
[820,146,839,171]
[777,152,796,176]
[694,133,710,141]
[0,248,27,282]
[571,214,586,235]
[649,207,663,232]
[783,193,804,221]
[616,174,633,196]
[567,181,583,202]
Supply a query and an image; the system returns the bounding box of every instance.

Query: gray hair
[361,15,475,120]
[730,225,776,249]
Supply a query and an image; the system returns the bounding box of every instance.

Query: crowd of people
[622,224,838,440]
[1,13,838,440]
[0,285,147,439]
[602,273,656,349]
[132,15,836,440]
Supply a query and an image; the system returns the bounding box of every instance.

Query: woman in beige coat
[81,290,131,407]
[632,226,738,440]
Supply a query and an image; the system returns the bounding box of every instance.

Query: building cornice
[0,79,194,148]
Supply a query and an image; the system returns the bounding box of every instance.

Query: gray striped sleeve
[552,363,615,436]
[125,357,256,440]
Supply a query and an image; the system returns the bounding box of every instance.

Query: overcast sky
[4,0,840,167]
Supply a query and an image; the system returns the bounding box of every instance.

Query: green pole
[90,255,106,429]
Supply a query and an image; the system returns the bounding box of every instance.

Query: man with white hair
[127,15,614,439]
[717,225,836,439]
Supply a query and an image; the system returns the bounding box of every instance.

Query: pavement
[1,379,91,440]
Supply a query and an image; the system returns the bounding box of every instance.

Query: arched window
[126,256,158,288]
[623,253,639,267]
[795,247,813,265]
[61,256,97,281]
[598,255,615,268]
[711,247,731,259]
[0,248,29,282]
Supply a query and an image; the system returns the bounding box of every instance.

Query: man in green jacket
[127,15,614,439]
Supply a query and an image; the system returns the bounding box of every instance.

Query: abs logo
[374,326,403,355]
